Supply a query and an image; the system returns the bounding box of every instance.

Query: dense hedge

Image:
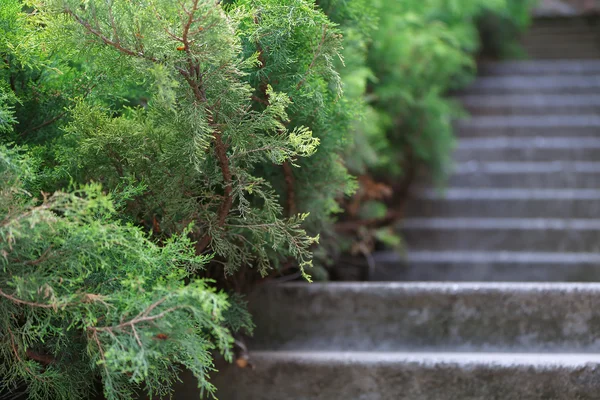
[1,0,532,398]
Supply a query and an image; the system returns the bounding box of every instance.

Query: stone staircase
[520,17,600,59]
[206,31,600,400]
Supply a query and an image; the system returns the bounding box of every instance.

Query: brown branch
[66,9,157,63]
[181,0,200,53]
[25,349,54,366]
[89,298,182,333]
[20,79,99,137]
[19,111,67,137]
[0,288,56,309]
[67,4,232,255]
[7,327,48,382]
[282,161,296,216]
[334,211,402,234]
[195,132,232,253]
[22,246,53,266]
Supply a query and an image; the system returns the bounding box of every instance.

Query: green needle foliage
[316,0,533,255]
[1,0,534,398]
[0,146,243,400]
[42,0,322,276]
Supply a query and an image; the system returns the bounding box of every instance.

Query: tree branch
[282,161,296,216]
[0,288,56,309]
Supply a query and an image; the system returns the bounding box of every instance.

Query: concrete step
[523,53,600,60]
[528,19,600,31]
[370,250,600,282]
[523,50,600,60]
[446,161,600,188]
[455,137,600,162]
[460,94,600,115]
[526,22,600,35]
[456,115,600,137]
[211,351,600,400]
[523,32,599,42]
[477,60,600,76]
[462,76,600,94]
[405,188,600,218]
[401,218,600,252]
[522,42,600,55]
[242,282,600,352]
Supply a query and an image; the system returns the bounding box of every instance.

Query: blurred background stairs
[206,6,600,400]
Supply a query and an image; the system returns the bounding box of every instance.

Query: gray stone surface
[478,60,600,76]
[535,0,600,16]
[519,17,600,59]
[209,352,600,400]
[455,138,600,162]
[456,116,600,137]
[464,77,600,94]
[371,250,600,282]
[460,94,600,116]
[401,218,600,252]
[244,282,600,352]
[404,188,600,218]
[206,57,600,399]
[447,161,600,188]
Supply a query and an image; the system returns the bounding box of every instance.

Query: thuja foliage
[1,0,349,398]
[0,147,246,399]
[1,0,534,398]
[317,0,534,255]
[44,0,326,276]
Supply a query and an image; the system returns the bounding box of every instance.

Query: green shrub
[1,0,350,397]
[319,0,533,256]
[0,146,250,399]
[1,0,534,398]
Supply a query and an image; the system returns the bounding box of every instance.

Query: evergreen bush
[321,0,534,257]
[1,0,533,398]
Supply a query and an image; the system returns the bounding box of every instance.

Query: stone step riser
[405,197,600,219]
[462,77,600,95]
[244,283,600,352]
[369,253,600,282]
[477,61,600,76]
[465,105,600,116]
[455,147,600,162]
[455,116,600,137]
[460,95,600,115]
[403,227,600,252]
[463,85,600,94]
[211,352,600,400]
[519,53,600,59]
[457,125,600,137]
[522,44,600,53]
[446,172,600,188]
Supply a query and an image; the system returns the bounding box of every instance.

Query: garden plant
[0,0,533,398]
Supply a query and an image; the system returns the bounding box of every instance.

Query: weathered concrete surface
[464,77,600,94]
[205,53,600,400]
[461,94,600,115]
[456,115,600,137]
[245,283,600,352]
[371,250,600,282]
[478,60,600,75]
[534,0,600,16]
[401,218,600,252]
[404,188,600,219]
[446,161,600,188]
[209,352,600,400]
[455,137,600,162]
[520,17,600,58]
